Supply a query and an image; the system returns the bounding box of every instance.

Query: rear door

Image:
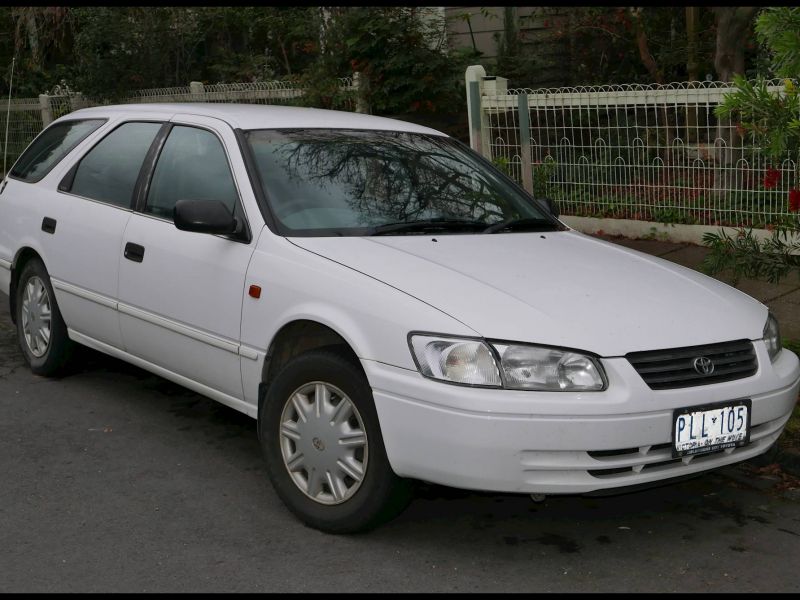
[47,120,165,348]
[117,115,257,403]
[4,119,165,349]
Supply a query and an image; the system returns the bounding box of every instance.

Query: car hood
[287,230,767,356]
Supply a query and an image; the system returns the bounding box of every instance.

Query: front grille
[626,339,757,390]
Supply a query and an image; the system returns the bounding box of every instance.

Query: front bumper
[363,342,800,494]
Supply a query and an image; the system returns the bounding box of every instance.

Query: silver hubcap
[279,381,368,506]
[21,276,52,358]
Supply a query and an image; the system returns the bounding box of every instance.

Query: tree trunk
[25,10,40,66]
[713,7,758,82]
[712,7,758,202]
[629,9,674,165]
[685,7,700,143]
[629,8,663,84]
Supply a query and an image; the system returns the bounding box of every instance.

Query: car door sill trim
[51,279,258,359]
[0,258,11,271]
[118,302,241,355]
[68,328,257,419]
[51,278,118,310]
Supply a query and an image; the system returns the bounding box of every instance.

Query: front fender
[240,235,476,397]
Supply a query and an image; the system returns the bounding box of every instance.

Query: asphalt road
[1,292,800,593]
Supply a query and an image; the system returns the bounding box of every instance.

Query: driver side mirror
[174,199,239,236]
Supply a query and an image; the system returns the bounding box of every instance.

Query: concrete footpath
[598,235,800,341]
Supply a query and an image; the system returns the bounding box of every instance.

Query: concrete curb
[561,215,800,250]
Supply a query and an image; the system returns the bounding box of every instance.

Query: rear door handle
[124,242,145,263]
[41,217,57,234]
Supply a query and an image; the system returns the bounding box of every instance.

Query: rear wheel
[260,348,411,533]
[15,258,74,376]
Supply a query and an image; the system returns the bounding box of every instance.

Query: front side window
[244,129,559,236]
[9,119,105,183]
[145,126,238,220]
[69,122,162,208]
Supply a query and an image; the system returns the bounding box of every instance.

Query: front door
[117,117,256,402]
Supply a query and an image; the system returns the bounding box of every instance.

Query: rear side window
[9,119,105,183]
[145,126,238,220]
[69,122,162,208]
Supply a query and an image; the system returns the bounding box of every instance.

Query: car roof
[64,103,448,136]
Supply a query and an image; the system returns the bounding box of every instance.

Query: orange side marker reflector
[249,285,262,299]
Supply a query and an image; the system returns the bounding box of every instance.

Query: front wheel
[260,349,411,533]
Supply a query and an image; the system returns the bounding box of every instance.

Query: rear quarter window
[8,119,106,183]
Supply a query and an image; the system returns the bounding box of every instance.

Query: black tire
[15,258,74,376]
[259,348,412,534]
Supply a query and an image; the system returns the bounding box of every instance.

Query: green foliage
[311,7,464,116]
[704,7,800,285]
[70,7,206,99]
[544,7,721,85]
[491,156,511,176]
[755,7,800,78]
[651,208,699,225]
[701,228,800,285]
[532,160,556,197]
[491,157,558,199]
[716,76,800,162]
[0,6,466,122]
[0,7,74,97]
[67,7,325,99]
[196,7,321,82]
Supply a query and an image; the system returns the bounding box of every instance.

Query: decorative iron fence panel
[474,75,797,228]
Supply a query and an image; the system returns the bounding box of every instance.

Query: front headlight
[492,343,606,391]
[763,313,782,362]
[408,334,606,391]
[409,334,502,387]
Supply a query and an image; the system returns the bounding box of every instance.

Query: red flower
[763,167,780,190]
[789,188,800,213]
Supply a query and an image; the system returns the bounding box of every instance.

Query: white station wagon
[1,104,798,533]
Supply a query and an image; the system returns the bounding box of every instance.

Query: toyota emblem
[693,356,714,375]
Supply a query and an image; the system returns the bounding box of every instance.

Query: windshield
[244,129,562,237]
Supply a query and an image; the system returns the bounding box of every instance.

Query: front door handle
[124,242,145,263]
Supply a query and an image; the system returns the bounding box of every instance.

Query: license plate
[672,400,751,458]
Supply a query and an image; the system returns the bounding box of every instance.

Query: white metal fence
[1,76,362,176]
[466,65,798,228]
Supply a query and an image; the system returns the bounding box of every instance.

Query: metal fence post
[189,81,205,101]
[465,65,486,154]
[468,81,484,156]
[39,94,53,127]
[518,93,534,194]
[353,72,369,114]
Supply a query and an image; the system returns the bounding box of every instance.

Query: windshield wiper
[482,217,558,234]
[367,219,487,236]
